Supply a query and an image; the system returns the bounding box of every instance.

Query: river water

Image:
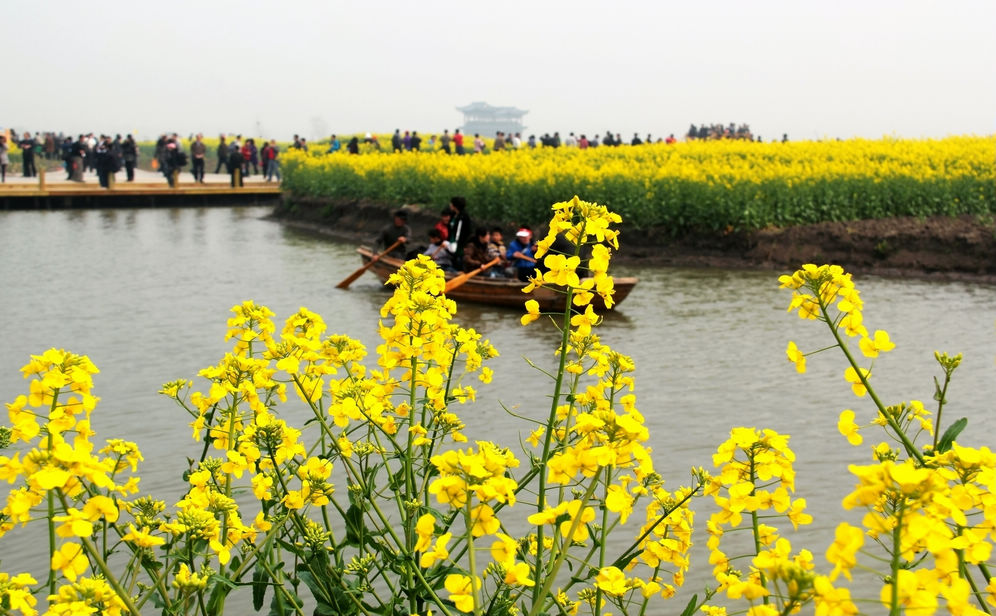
[1,205,994,608]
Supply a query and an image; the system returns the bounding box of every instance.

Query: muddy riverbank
[271,197,996,284]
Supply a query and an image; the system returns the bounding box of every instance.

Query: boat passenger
[376,210,411,259]
[461,227,492,273]
[424,228,456,272]
[434,207,451,241]
[446,196,473,269]
[488,227,509,277]
[507,227,538,282]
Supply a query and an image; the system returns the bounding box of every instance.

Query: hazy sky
[7,0,995,142]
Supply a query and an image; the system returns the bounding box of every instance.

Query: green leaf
[937,417,968,453]
[205,574,237,615]
[267,585,303,616]
[344,504,366,546]
[253,563,268,611]
[297,567,359,616]
[679,594,700,616]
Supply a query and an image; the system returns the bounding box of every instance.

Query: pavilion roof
[456,101,528,118]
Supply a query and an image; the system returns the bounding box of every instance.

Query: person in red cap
[506,226,538,281]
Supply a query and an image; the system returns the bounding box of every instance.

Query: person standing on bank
[190,133,207,182]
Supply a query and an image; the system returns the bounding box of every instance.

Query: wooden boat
[356,247,638,311]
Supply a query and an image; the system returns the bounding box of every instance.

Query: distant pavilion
[456,102,528,137]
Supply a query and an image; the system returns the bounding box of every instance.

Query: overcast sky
[6,0,994,142]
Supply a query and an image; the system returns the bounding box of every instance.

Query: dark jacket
[377,223,411,258]
[462,239,490,272]
[228,149,244,172]
[447,210,473,259]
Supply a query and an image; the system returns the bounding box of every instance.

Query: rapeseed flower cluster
[780,264,996,614]
[703,427,855,615]
[1,349,147,614]
[515,197,703,616]
[779,263,895,395]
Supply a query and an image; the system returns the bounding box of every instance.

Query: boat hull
[356,247,637,311]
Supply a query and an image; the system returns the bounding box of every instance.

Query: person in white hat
[507,227,539,282]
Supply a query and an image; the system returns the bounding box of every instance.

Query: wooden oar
[336,239,403,289]
[444,257,501,293]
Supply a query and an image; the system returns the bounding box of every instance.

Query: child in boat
[424,228,456,272]
[488,227,509,277]
[434,207,451,241]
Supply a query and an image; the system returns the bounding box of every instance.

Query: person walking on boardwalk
[159,138,186,187]
[264,139,281,182]
[228,143,244,187]
[244,138,259,176]
[121,135,138,181]
[215,135,229,173]
[190,133,207,182]
[69,135,87,182]
[94,136,118,189]
[19,132,37,177]
[0,135,9,183]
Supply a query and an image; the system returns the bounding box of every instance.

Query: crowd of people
[1,121,790,186]
[376,196,551,283]
[162,133,284,187]
[0,130,139,186]
[684,122,786,142]
[0,128,289,187]
[377,128,683,154]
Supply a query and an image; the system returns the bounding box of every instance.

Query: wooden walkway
[0,167,282,209]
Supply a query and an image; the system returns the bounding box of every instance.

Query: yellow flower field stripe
[280,136,995,233]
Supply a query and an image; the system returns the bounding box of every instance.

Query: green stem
[77,534,143,616]
[527,473,600,616]
[888,504,905,616]
[932,370,952,450]
[749,449,769,605]
[464,502,482,616]
[817,294,924,465]
[260,559,307,616]
[594,466,612,616]
[405,351,419,616]
[531,285,576,605]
